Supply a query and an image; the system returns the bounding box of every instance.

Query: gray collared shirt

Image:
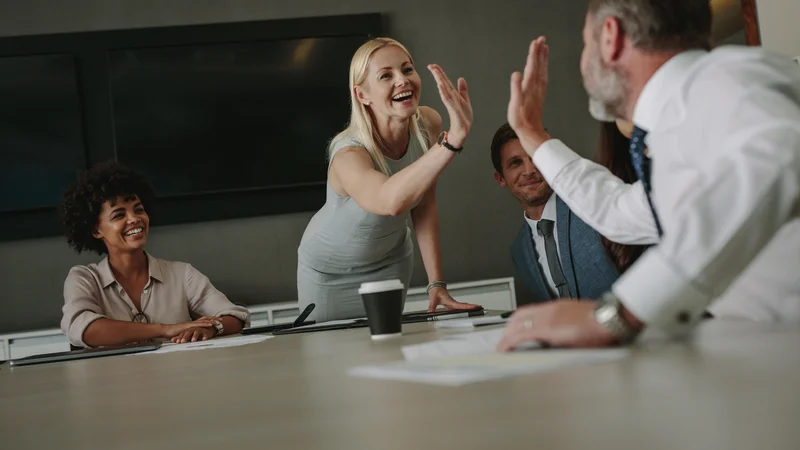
[61,253,250,346]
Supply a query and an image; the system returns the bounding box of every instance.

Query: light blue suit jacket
[510,196,619,303]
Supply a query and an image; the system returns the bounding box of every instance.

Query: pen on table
[427,313,470,322]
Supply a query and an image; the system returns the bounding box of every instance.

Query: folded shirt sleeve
[61,267,108,347]
[184,264,250,327]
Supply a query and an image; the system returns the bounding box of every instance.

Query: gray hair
[587,0,712,52]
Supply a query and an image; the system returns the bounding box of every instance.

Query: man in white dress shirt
[529,114,800,323]
[499,0,800,349]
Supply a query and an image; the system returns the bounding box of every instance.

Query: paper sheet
[434,316,508,329]
[350,348,629,386]
[140,334,272,355]
[402,328,512,361]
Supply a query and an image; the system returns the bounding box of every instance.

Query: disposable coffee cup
[358,279,404,341]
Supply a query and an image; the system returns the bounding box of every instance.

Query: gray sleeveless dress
[297,134,426,322]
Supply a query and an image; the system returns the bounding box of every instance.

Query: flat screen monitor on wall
[109,35,367,198]
[0,14,383,241]
[0,53,85,214]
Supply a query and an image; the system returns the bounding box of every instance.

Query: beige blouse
[61,253,250,347]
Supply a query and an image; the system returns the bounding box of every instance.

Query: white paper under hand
[401,328,525,361]
[434,316,508,329]
[141,334,272,355]
[351,346,629,386]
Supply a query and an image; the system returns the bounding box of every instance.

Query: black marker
[293,303,316,327]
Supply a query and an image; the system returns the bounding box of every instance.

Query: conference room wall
[0,0,600,333]
[756,0,800,58]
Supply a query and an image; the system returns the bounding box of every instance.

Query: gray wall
[0,0,599,333]
[757,0,800,58]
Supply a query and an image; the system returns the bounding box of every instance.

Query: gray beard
[588,96,617,122]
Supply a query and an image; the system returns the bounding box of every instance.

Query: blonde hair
[329,37,430,175]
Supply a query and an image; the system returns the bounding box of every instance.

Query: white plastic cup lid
[358,279,404,295]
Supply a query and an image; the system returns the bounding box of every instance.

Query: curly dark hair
[60,161,156,255]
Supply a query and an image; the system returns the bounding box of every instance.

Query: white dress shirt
[523,194,561,296]
[533,47,800,334]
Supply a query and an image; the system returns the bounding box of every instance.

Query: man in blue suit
[491,123,618,303]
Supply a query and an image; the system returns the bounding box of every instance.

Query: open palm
[508,36,549,142]
[428,64,472,147]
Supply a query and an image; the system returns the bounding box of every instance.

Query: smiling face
[494,138,553,207]
[92,195,150,255]
[354,45,421,120]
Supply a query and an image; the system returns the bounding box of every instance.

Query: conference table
[0,318,798,450]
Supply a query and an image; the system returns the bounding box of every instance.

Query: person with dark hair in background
[59,161,249,348]
[501,0,800,350]
[595,121,648,273]
[491,122,619,303]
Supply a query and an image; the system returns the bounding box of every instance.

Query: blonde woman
[297,38,479,321]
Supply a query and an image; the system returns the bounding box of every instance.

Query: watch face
[596,305,617,323]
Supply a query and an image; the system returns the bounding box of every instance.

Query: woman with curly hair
[59,161,249,348]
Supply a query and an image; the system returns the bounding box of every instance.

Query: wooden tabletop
[1,319,798,450]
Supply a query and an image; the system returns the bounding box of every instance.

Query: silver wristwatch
[212,318,224,336]
[594,292,639,344]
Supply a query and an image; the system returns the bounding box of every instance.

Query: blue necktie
[629,126,663,237]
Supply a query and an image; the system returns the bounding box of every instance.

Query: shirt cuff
[531,139,582,182]
[611,248,710,337]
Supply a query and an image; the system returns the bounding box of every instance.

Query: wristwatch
[437,131,463,153]
[212,318,224,336]
[594,292,639,344]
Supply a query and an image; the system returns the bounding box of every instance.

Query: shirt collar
[146,252,164,282]
[97,252,163,288]
[523,194,557,227]
[97,257,116,288]
[633,50,707,132]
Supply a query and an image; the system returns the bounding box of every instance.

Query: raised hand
[428,64,472,148]
[507,36,551,153]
